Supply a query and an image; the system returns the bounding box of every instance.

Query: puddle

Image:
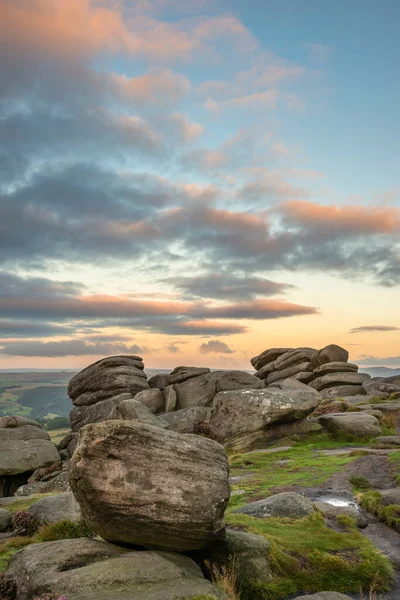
[313,492,359,510]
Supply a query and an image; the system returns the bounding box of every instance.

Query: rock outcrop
[235,492,315,519]
[207,386,321,450]
[0,417,59,497]
[317,413,382,438]
[69,421,230,552]
[68,355,150,433]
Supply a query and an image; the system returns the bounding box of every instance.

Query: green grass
[358,491,400,531]
[349,474,372,491]
[1,494,55,514]
[225,512,393,599]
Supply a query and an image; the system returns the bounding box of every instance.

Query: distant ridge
[360,366,400,377]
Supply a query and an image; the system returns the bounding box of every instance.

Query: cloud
[357,355,400,367]
[229,90,279,109]
[166,343,180,353]
[0,320,74,339]
[0,339,144,357]
[349,326,399,334]
[305,43,333,64]
[169,273,295,301]
[200,340,234,354]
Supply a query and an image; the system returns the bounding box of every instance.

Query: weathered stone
[318,413,382,437]
[322,385,366,398]
[174,370,261,410]
[148,373,171,390]
[0,424,59,476]
[162,406,210,434]
[164,384,177,412]
[0,416,42,429]
[340,394,373,405]
[251,347,293,370]
[226,419,322,453]
[378,488,400,505]
[256,360,276,380]
[0,507,12,531]
[310,372,370,392]
[312,344,349,368]
[57,432,73,451]
[274,348,317,371]
[168,366,210,385]
[69,421,230,552]
[110,398,168,428]
[134,388,164,413]
[208,387,321,447]
[362,375,400,398]
[204,529,272,589]
[68,356,148,405]
[376,435,400,446]
[313,362,358,377]
[28,491,82,523]
[235,492,315,519]
[70,392,133,431]
[15,469,70,496]
[6,538,224,600]
[267,361,313,384]
[314,501,367,528]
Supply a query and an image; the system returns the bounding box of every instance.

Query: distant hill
[359,366,400,378]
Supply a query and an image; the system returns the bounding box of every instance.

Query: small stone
[28,492,82,524]
[235,492,315,519]
[0,508,12,531]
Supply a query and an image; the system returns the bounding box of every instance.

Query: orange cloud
[280,200,400,233]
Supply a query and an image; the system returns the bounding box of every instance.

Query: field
[0,371,77,420]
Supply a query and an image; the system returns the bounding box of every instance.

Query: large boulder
[313,362,358,377]
[311,344,349,368]
[207,387,321,448]
[273,348,317,371]
[28,491,82,523]
[6,538,224,600]
[322,385,366,398]
[318,413,382,437]
[310,372,370,392]
[68,356,148,404]
[110,398,168,428]
[168,366,210,385]
[0,419,59,496]
[69,421,230,552]
[70,392,133,431]
[0,507,12,531]
[293,594,353,600]
[134,388,165,413]
[174,370,261,410]
[267,361,313,384]
[235,492,315,519]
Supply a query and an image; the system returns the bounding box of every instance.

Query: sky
[0,0,399,370]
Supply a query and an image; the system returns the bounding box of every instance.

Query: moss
[349,474,372,491]
[358,491,400,531]
[0,536,34,573]
[3,494,55,514]
[225,512,393,599]
[37,519,92,542]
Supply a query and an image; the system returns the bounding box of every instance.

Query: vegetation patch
[225,511,393,599]
[358,491,400,532]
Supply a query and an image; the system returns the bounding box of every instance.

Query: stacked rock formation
[68,355,150,433]
[251,344,371,398]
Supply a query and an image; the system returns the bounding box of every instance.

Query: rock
[162,406,210,434]
[318,413,382,437]
[268,372,314,386]
[0,423,59,477]
[311,398,347,417]
[376,435,400,446]
[148,373,171,390]
[174,370,261,410]
[340,394,373,405]
[134,388,165,413]
[363,375,400,398]
[312,344,349,368]
[235,492,315,519]
[28,491,82,523]
[70,392,134,431]
[6,537,223,600]
[268,379,316,392]
[69,421,230,552]
[226,419,322,453]
[256,359,276,380]
[164,384,177,412]
[322,385,366,398]
[313,362,358,377]
[0,508,12,531]
[267,361,313,384]
[251,347,293,370]
[314,502,367,528]
[293,593,353,600]
[204,529,272,589]
[15,469,70,496]
[208,387,321,448]
[110,398,168,428]
[57,432,74,451]
[310,372,370,392]
[0,416,42,429]
[274,348,317,371]
[168,366,210,385]
[378,488,400,505]
[68,356,149,407]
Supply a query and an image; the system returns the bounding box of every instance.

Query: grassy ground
[48,427,71,444]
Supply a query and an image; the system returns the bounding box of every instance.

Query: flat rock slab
[293,593,353,599]
[0,425,60,476]
[6,537,224,600]
[310,373,370,392]
[317,413,382,438]
[242,445,293,455]
[28,492,82,524]
[69,421,230,552]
